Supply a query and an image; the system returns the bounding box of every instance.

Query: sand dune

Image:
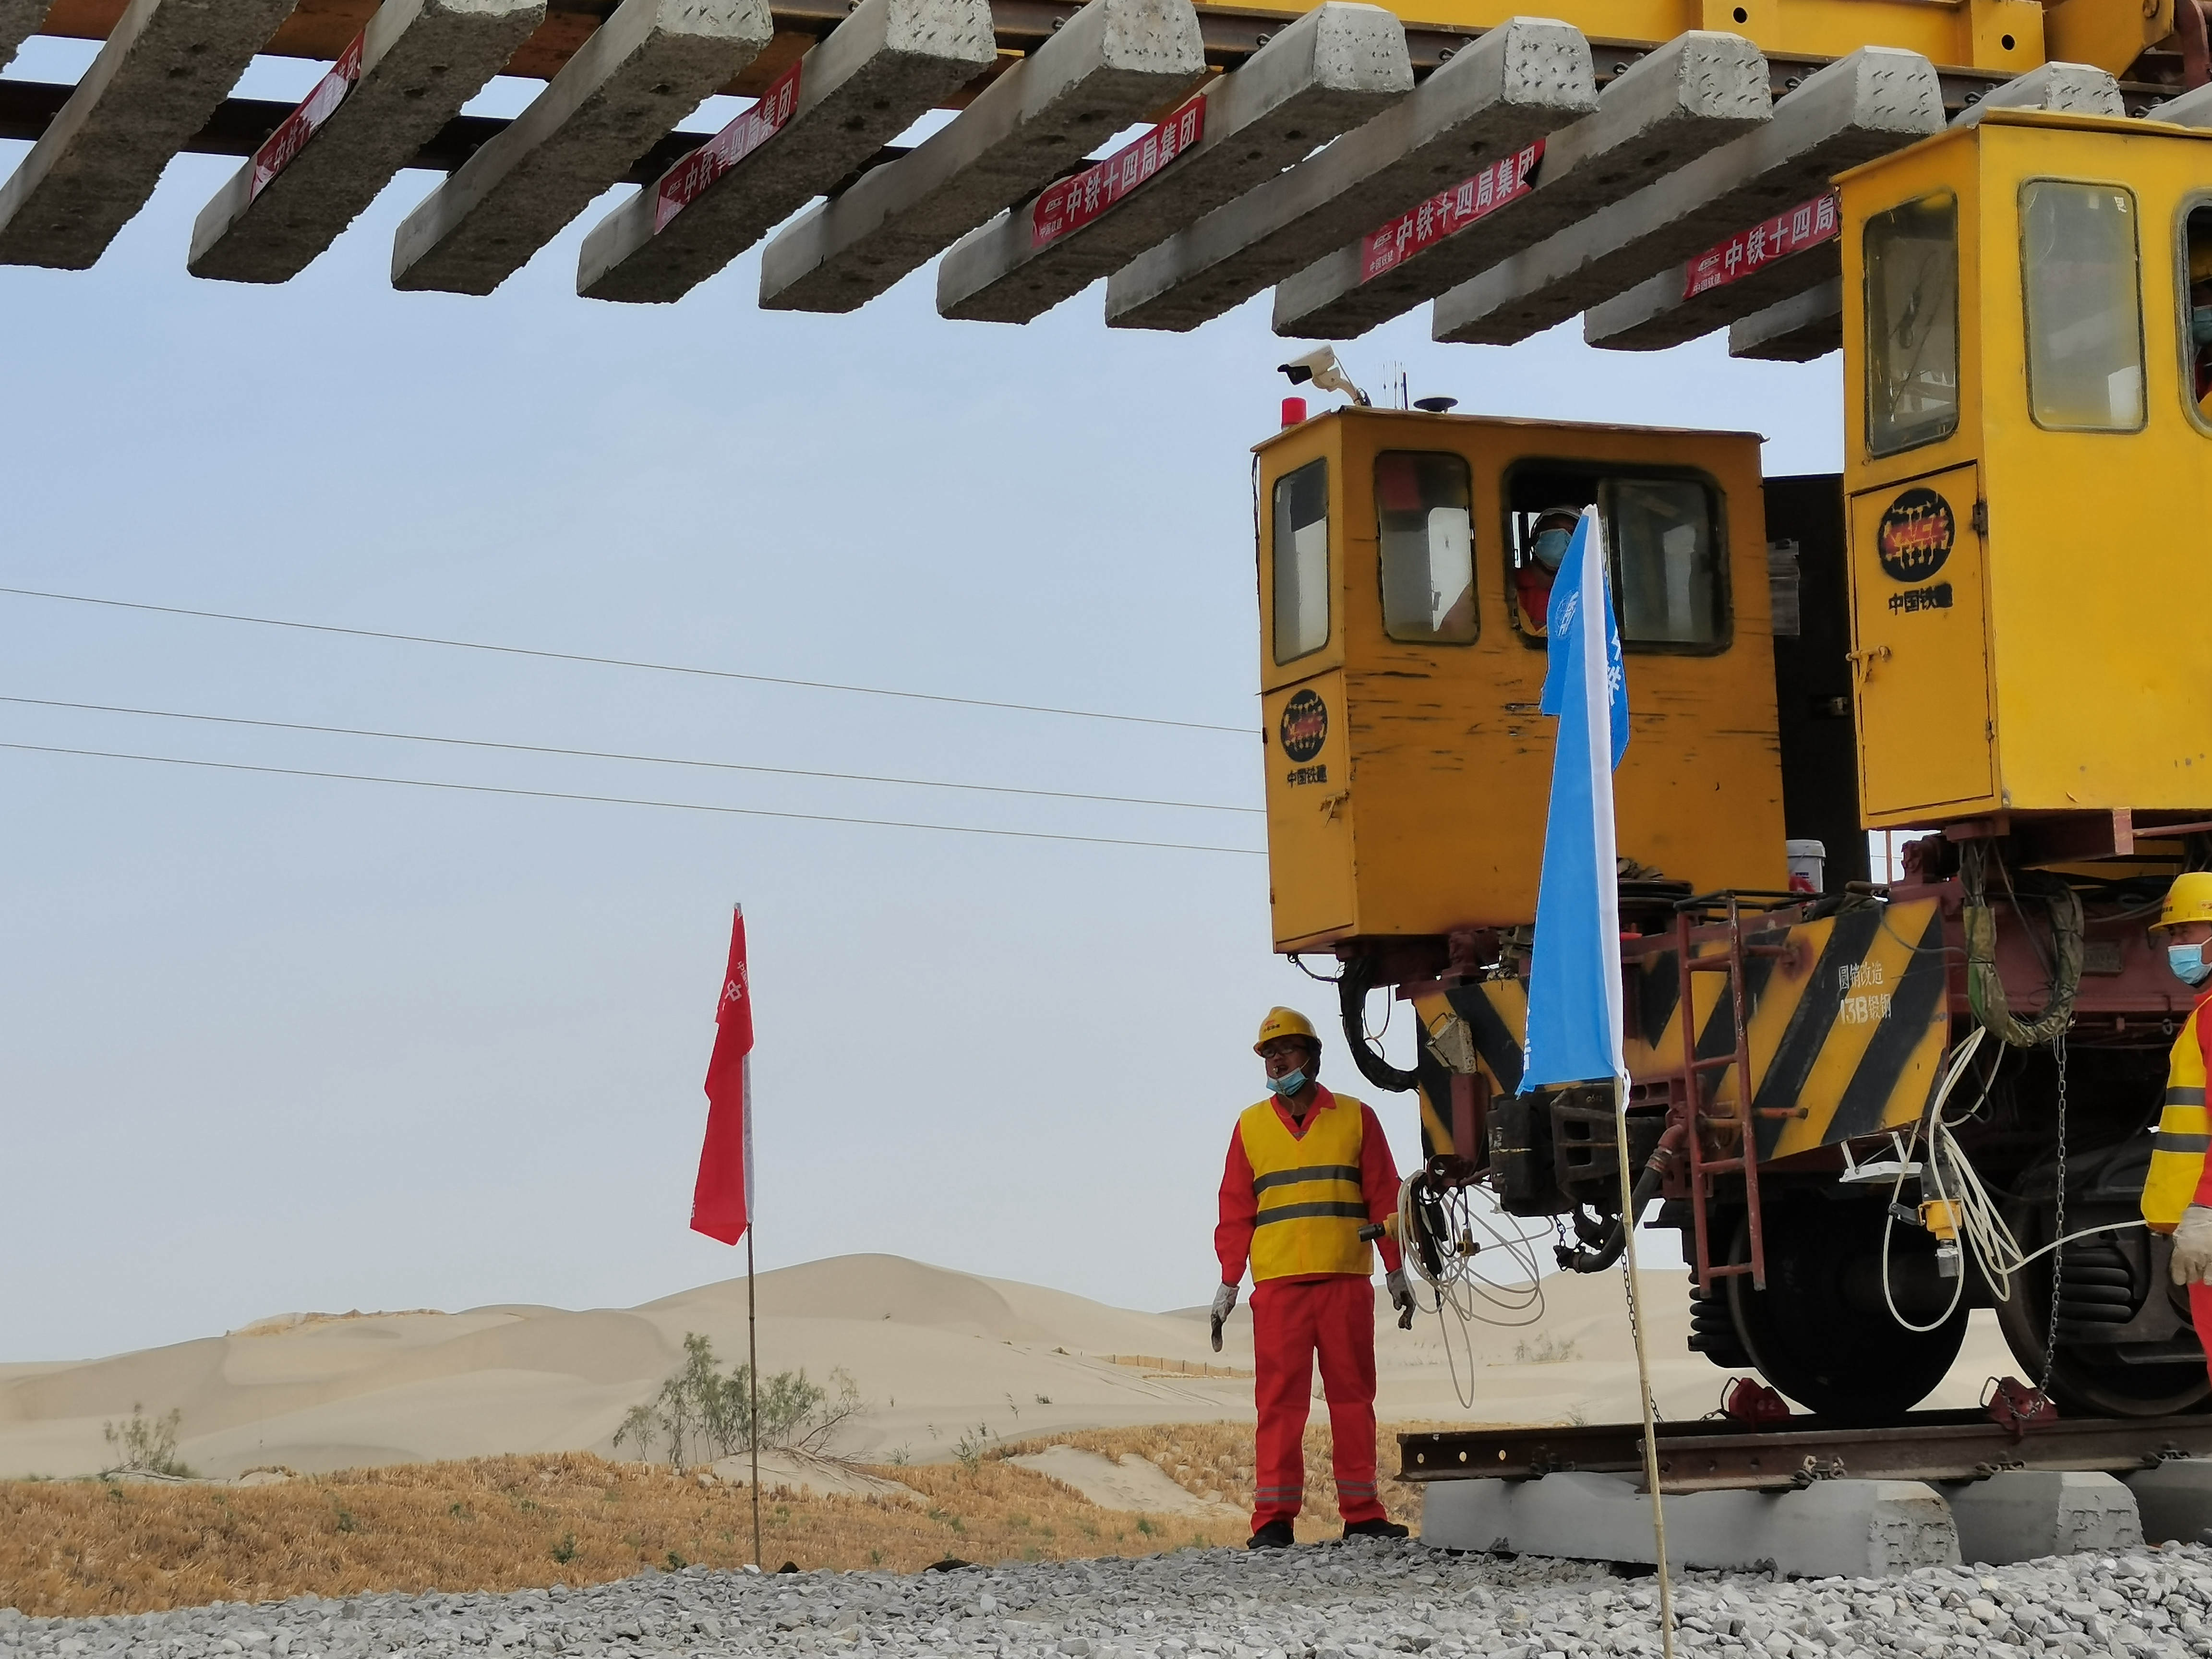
[0,1254,2020,1480]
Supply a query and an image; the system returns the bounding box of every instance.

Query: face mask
[2192,306,2212,348]
[1531,528,1573,572]
[2172,943,2212,987]
[1267,1068,1309,1097]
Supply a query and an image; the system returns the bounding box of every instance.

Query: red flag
[691,905,754,1244]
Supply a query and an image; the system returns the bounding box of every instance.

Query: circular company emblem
[1875,487,1956,583]
[1279,689,1328,762]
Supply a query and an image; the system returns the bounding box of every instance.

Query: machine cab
[1839,109,2212,834]
[1252,408,1788,959]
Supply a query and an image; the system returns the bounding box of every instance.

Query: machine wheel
[1994,1187,2211,1418]
[1724,1196,1968,1425]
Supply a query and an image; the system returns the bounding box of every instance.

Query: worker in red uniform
[1514,507,1583,636]
[2144,875,2212,1383]
[1211,1007,1417,1548]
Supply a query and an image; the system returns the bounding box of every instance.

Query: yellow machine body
[1839,111,2212,830]
[1253,409,1788,952]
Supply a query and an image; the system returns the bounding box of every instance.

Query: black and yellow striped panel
[1412,982,1527,1160]
[1755,899,1950,1160]
[1408,899,1950,1166]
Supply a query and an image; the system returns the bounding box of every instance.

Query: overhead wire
[0,694,1262,816]
[0,585,1257,736]
[0,740,1267,857]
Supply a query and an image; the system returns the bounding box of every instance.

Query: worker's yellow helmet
[2191,239,2212,284]
[1254,1006,1320,1053]
[2159,873,2212,930]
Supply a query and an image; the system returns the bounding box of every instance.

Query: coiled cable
[1881,1026,2144,1334]
[1396,1169,1549,1408]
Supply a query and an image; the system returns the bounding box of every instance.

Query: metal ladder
[1673,894,1798,1294]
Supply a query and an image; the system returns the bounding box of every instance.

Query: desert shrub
[612,1334,862,1465]
[100,1406,193,1479]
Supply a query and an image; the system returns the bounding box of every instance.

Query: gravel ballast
[8,1535,2212,1657]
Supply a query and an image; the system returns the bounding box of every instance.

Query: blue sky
[0,41,1843,1361]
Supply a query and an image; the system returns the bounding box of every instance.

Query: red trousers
[1250,1274,1384,1531]
[2195,1284,2212,1384]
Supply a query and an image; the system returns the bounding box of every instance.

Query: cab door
[1847,462,1995,818]
[1263,672,1356,949]
[1261,451,1356,950]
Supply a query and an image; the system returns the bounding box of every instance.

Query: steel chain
[1619,1249,1662,1421]
[2043,1029,2070,1396]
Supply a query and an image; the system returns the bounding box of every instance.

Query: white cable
[2016,1217,2145,1266]
[1877,1028,2146,1338]
[1881,1027,2012,1334]
[1397,1172,1550,1409]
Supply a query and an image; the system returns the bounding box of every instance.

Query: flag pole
[747,1224,762,1570]
[1613,1076,1675,1659]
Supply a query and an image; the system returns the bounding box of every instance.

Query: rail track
[1400,1409,2212,1495]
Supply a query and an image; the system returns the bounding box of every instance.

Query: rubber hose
[1555,1122,1684,1274]
[1338,956,1420,1093]
[1960,842,2083,1048]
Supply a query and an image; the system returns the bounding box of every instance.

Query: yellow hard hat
[2159,872,2212,930]
[2191,240,2212,284]
[1254,1006,1320,1053]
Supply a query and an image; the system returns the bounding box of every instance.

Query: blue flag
[1520,507,1631,1092]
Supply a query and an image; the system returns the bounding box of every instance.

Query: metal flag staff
[1518,508,1674,1659]
[694,903,762,1567]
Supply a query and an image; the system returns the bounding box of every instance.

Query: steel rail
[1401,1410,2212,1494]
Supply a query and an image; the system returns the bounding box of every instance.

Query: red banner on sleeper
[655,62,804,234]
[250,30,365,202]
[1358,141,1542,284]
[1683,191,1839,297]
[1031,94,1207,249]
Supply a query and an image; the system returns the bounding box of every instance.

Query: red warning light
[1281,397,1308,428]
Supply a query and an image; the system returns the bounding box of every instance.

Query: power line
[0,740,1267,857]
[0,694,1262,816]
[0,585,1255,736]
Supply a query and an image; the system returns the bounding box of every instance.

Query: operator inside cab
[1211,1008,1417,1548]
[2189,238,2212,414]
[1513,508,1582,636]
[2141,873,2212,1376]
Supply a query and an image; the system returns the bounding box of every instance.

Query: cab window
[1610,477,1725,647]
[1506,464,1729,653]
[2021,180,2143,432]
[1375,452,1476,643]
[2181,203,2212,428]
[1272,460,1330,664]
[1864,192,1960,457]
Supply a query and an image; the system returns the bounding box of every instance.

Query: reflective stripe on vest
[1238,1094,1373,1281]
[2143,1005,2209,1232]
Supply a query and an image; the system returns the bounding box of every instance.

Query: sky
[0,36,1842,1363]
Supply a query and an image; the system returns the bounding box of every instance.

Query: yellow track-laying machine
[1254,104,2212,1421]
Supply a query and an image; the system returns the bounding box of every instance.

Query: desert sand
[0,1253,2020,1480]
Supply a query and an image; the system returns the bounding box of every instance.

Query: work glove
[1386,1266,1417,1330]
[1210,1283,1239,1352]
[2172,1206,2212,1285]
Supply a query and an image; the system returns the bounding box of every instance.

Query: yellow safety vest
[1239,1093,1374,1281]
[2142,1002,2210,1232]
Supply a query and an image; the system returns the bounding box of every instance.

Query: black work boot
[1246,1517,1296,1549]
[1342,1517,1410,1540]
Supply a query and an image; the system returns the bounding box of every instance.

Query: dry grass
[0,1423,1450,1620]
